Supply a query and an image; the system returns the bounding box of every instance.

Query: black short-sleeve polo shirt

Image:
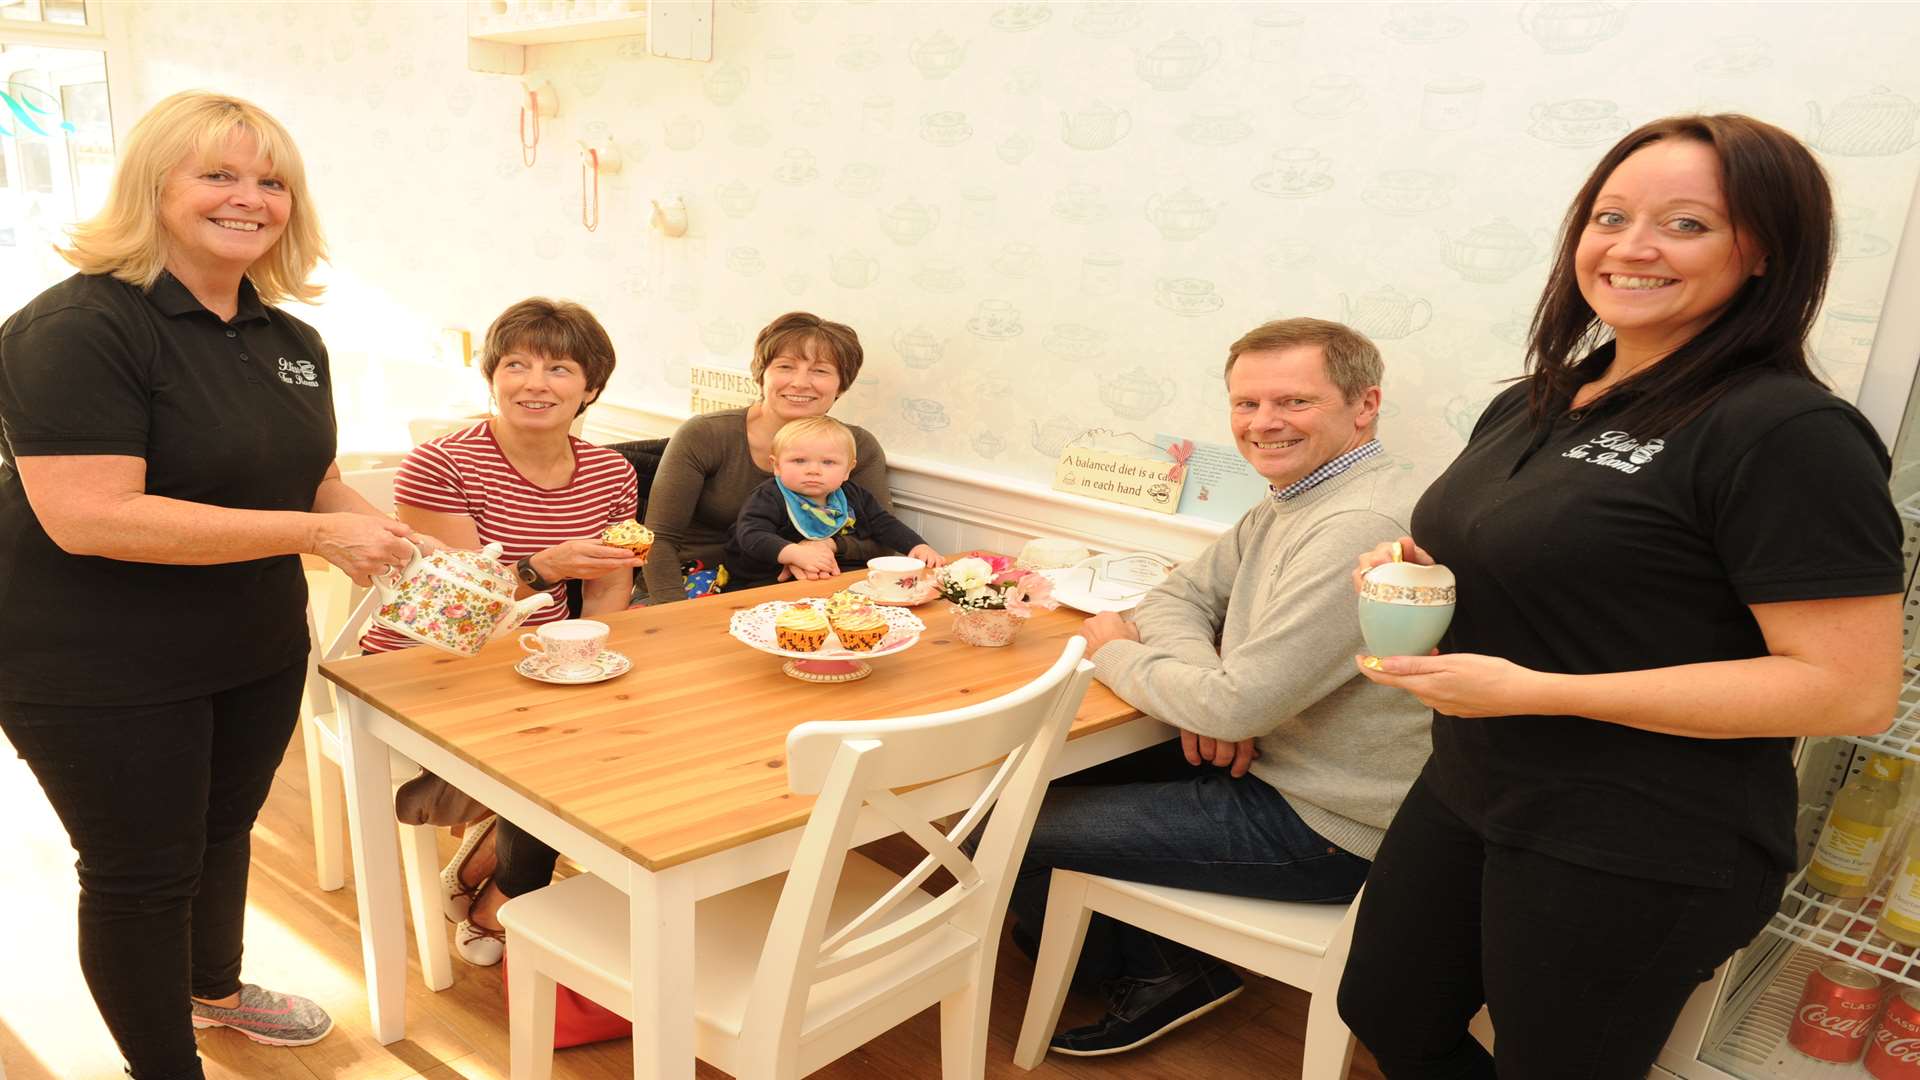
[1414,367,1903,887]
[0,271,337,706]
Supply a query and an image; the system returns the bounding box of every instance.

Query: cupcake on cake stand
[728,597,925,682]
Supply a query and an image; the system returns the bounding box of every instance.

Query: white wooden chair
[497,638,1097,1080]
[300,583,453,990]
[1014,876,1366,1078]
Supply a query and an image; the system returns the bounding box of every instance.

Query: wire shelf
[1840,664,1920,763]
[1761,869,1920,994]
[1702,943,1881,1078]
[1897,490,1920,525]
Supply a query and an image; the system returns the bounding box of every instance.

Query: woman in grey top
[641,311,895,603]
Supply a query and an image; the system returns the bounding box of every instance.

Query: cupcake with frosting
[827,597,889,652]
[774,603,829,652]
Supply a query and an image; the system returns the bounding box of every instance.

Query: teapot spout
[498,593,557,634]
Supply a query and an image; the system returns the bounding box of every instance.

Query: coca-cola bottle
[1810,754,1905,897]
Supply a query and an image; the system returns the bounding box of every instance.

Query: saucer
[849,579,941,607]
[990,5,1051,31]
[967,318,1024,340]
[1156,293,1224,316]
[1178,119,1253,145]
[515,649,632,685]
[1251,172,1333,198]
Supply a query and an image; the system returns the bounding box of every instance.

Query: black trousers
[1337,774,1785,1079]
[1,658,306,1080]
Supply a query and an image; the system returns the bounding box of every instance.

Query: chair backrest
[302,586,383,728]
[739,637,1094,1060]
[603,437,670,521]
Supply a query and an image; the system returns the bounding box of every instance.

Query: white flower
[942,557,994,592]
[962,585,996,604]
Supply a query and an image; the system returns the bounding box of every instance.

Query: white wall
[119,0,1920,492]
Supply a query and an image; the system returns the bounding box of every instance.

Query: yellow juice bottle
[1879,828,1920,945]
[1808,753,1905,897]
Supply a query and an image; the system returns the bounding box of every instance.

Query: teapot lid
[433,544,517,592]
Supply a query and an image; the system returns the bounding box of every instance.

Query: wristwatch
[515,555,557,591]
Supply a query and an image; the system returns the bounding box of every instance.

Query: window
[0,39,112,314]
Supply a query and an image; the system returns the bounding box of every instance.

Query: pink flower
[1004,572,1058,617]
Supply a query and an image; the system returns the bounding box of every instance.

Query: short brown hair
[1224,318,1383,401]
[479,298,617,416]
[750,312,864,393]
[771,416,857,462]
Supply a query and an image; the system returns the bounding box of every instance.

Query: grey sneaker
[190,983,334,1047]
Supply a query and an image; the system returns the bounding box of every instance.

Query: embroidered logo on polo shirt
[276,358,320,388]
[1562,430,1665,474]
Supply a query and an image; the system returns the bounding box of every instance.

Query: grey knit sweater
[1091,453,1433,860]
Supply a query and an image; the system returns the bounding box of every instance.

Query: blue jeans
[1010,740,1372,986]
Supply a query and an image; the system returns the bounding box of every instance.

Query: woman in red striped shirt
[363,298,642,965]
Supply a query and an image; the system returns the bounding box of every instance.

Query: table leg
[629,862,697,1080]
[339,690,408,1044]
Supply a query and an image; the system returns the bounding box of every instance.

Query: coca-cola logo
[1875,1028,1920,1062]
[1802,1003,1874,1036]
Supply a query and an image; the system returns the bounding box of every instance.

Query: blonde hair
[772,416,857,462]
[60,90,326,304]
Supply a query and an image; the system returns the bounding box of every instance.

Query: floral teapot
[371,541,554,656]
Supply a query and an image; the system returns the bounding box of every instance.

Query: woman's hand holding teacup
[1355,536,1456,663]
[312,513,418,586]
[908,543,946,568]
[1354,651,1544,718]
[533,539,644,582]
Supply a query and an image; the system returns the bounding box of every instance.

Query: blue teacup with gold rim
[1358,560,1456,659]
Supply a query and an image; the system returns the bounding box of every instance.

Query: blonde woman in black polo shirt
[0,92,423,1076]
[1336,115,1905,1077]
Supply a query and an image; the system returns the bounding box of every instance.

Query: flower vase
[952,605,1023,647]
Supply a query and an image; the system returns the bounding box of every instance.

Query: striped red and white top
[360,421,638,654]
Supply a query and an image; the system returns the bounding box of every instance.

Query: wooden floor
[0,726,1386,1080]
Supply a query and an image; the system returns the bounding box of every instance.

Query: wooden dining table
[321,568,1170,1079]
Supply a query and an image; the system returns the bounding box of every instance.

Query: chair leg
[398,822,453,991]
[507,945,559,1080]
[1012,871,1094,1070]
[1300,992,1357,1080]
[303,717,346,892]
[940,975,992,1080]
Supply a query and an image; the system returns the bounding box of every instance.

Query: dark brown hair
[1224,317,1383,402]
[479,298,617,416]
[750,311,864,393]
[1527,114,1833,435]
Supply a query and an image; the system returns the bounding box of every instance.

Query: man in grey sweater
[1013,318,1432,1057]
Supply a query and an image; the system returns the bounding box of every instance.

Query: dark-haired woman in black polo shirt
[0,92,425,1078]
[1336,114,1905,1078]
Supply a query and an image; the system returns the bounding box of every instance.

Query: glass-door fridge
[1656,177,1920,1079]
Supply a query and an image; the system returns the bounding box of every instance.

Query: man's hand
[1080,611,1140,656]
[1180,728,1259,778]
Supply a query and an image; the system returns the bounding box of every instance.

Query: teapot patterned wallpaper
[118,1,1920,492]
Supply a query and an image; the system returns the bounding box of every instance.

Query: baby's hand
[779,541,840,578]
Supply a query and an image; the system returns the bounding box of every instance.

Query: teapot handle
[372,539,426,599]
[519,632,546,657]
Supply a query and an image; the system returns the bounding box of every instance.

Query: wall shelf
[469,11,647,45]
